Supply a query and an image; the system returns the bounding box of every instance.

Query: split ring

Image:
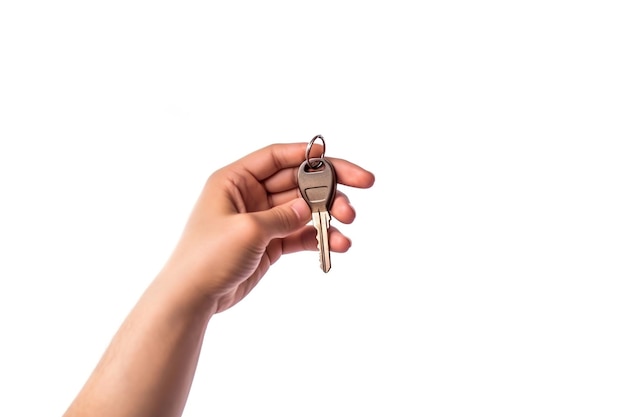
[305,134,325,169]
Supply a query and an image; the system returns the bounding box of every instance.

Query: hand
[62,142,375,417]
[158,142,375,315]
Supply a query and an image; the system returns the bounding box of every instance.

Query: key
[297,157,337,272]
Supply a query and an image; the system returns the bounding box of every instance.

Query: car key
[298,155,337,272]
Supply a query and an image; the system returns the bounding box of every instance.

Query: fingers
[329,193,356,224]
[263,166,300,194]
[259,147,376,194]
[231,142,374,227]
[327,157,376,189]
[234,142,324,182]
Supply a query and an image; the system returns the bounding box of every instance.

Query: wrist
[149,269,217,323]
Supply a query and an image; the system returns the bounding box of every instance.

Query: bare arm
[64,279,211,417]
[63,142,375,417]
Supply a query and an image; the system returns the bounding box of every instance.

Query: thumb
[253,197,311,239]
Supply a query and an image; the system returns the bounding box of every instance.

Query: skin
[62,142,376,417]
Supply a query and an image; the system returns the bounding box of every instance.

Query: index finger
[233,142,323,181]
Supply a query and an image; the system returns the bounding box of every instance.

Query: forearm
[63,275,213,417]
[61,142,374,416]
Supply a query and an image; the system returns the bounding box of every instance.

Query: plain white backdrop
[1,1,625,416]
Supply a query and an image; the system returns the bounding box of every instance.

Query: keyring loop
[305,134,325,169]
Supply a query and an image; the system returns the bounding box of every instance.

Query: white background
[1,1,625,416]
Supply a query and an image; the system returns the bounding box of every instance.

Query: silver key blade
[312,210,332,273]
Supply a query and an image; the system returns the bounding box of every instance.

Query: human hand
[158,142,375,315]
[61,142,373,417]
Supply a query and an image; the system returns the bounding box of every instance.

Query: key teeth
[311,212,331,273]
[316,224,331,273]
[315,230,322,266]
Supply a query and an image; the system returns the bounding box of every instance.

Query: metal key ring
[305,134,325,170]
